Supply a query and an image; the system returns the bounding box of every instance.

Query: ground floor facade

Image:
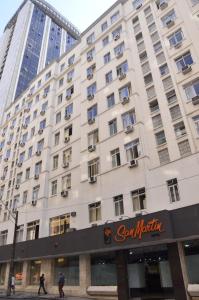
[0,205,199,299]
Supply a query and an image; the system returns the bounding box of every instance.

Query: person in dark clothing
[38,273,47,295]
[58,273,65,298]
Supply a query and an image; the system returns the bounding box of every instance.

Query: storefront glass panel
[53,257,79,286]
[14,262,23,285]
[91,253,117,286]
[0,263,6,285]
[184,240,199,284]
[29,260,41,285]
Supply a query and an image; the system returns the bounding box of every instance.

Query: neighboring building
[0,0,199,299]
[0,0,79,123]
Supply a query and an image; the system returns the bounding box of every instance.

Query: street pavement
[0,293,96,300]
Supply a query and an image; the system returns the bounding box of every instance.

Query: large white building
[0,0,199,299]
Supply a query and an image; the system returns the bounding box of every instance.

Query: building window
[122,110,136,129]
[23,191,28,204]
[155,130,166,145]
[35,161,42,176]
[111,11,119,23]
[102,36,109,47]
[49,214,70,236]
[37,139,44,152]
[62,174,71,191]
[59,78,64,87]
[58,94,63,104]
[39,119,46,130]
[16,225,24,243]
[87,32,95,44]
[119,84,131,100]
[88,104,97,122]
[87,82,97,97]
[0,230,8,246]
[45,71,51,80]
[111,148,121,168]
[64,125,73,140]
[107,93,115,108]
[191,0,199,5]
[25,168,30,180]
[166,89,177,105]
[178,139,191,157]
[174,121,186,138]
[192,115,199,135]
[101,21,108,32]
[175,52,193,72]
[63,148,72,166]
[125,140,140,161]
[68,54,75,66]
[88,129,99,146]
[87,48,95,61]
[116,61,128,77]
[149,99,159,113]
[32,185,40,202]
[114,42,125,57]
[66,85,74,99]
[159,63,169,76]
[56,112,61,124]
[28,146,33,158]
[60,63,65,71]
[88,158,99,178]
[53,155,59,169]
[104,52,111,64]
[53,257,79,286]
[109,119,117,136]
[87,64,96,78]
[184,78,199,101]
[168,29,183,47]
[167,178,180,203]
[131,188,146,211]
[89,202,101,222]
[65,103,73,118]
[114,195,124,216]
[152,114,163,129]
[67,69,74,82]
[54,132,60,146]
[170,105,181,121]
[51,180,57,196]
[161,9,176,27]
[158,148,170,165]
[112,26,122,40]
[26,220,39,240]
[133,0,143,9]
[29,260,41,285]
[153,41,162,53]
[144,73,153,85]
[105,71,113,84]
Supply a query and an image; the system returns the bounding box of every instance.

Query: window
[101,21,108,32]
[88,129,99,146]
[102,36,109,47]
[35,94,40,103]
[144,73,153,85]
[167,178,180,203]
[22,132,28,143]
[161,10,176,27]
[0,230,8,246]
[39,119,46,130]
[28,146,33,158]
[51,180,57,195]
[149,99,159,113]
[27,220,39,240]
[87,83,97,97]
[170,105,181,120]
[119,84,131,100]
[23,191,28,204]
[153,41,162,54]
[35,161,42,175]
[114,42,125,57]
[54,132,60,146]
[117,61,128,77]
[111,11,119,23]
[114,195,124,216]
[60,63,65,72]
[175,52,193,71]
[111,148,121,168]
[58,94,63,104]
[148,22,156,33]
[158,148,170,165]
[32,185,40,202]
[166,89,177,104]
[122,110,136,129]
[50,214,70,236]
[104,52,111,64]
[59,78,64,87]
[44,85,50,95]
[152,114,163,129]
[56,112,61,124]
[112,26,122,39]
[65,103,73,118]
[16,225,24,243]
[63,148,72,166]
[88,158,99,178]
[68,54,75,66]
[87,64,96,78]
[131,188,146,211]
[192,115,199,135]
[184,78,199,100]
[155,130,166,145]
[45,71,51,80]
[105,71,113,84]
[53,155,59,169]
[88,104,97,122]
[19,152,25,163]
[133,0,143,9]
[16,172,22,184]
[159,63,169,76]
[125,140,140,161]
[178,139,191,157]
[162,76,173,91]
[174,121,186,138]
[156,52,166,65]
[109,119,117,136]
[31,127,35,138]
[191,0,199,5]
[62,174,71,190]
[89,202,101,222]
[168,29,183,47]
[87,32,95,44]
[67,69,74,82]
[64,125,73,138]
[87,48,95,61]
[66,85,74,99]
[25,168,30,180]
[107,94,115,108]
[37,139,44,152]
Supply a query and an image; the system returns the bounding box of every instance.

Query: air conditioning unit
[15,184,20,189]
[63,162,69,168]
[87,73,93,80]
[66,93,72,100]
[4,157,8,162]
[19,141,25,147]
[17,162,23,167]
[182,65,192,75]
[174,42,182,49]
[87,55,93,62]
[88,118,95,125]
[28,92,33,97]
[43,93,48,98]
[36,150,41,156]
[128,159,138,168]
[22,123,27,129]
[61,190,68,197]
[116,51,123,59]
[65,114,71,120]
[67,77,72,83]
[1,176,5,181]
[121,96,129,104]
[125,125,134,134]
[40,110,45,116]
[89,176,97,183]
[136,3,142,10]
[114,33,120,41]
[87,93,94,101]
[64,136,70,143]
[159,0,168,10]
[24,107,30,113]
[192,95,199,105]
[71,211,76,217]
[34,174,39,180]
[88,144,96,152]
[32,200,37,206]
[38,128,43,135]
[119,72,126,80]
[7,141,11,145]
[166,19,175,28]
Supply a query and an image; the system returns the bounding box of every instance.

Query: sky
[0,0,117,35]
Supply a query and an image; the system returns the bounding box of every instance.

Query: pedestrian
[58,272,65,298]
[10,275,15,295]
[38,273,47,295]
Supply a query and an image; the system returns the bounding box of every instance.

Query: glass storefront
[14,262,23,285]
[184,239,199,284]
[91,253,117,286]
[0,263,6,285]
[53,256,79,286]
[29,260,41,285]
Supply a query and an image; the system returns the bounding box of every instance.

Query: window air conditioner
[17,162,23,167]
[114,33,120,41]
[192,95,199,105]
[88,145,96,152]
[32,200,37,206]
[87,93,94,100]
[89,176,97,183]
[166,19,175,28]
[38,128,43,135]
[121,96,129,104]
[66,94,71,100]
[181,65,192,75]
[61,190,68,197]
[128,159,138,168]
[125,125,134,134]
[64,136,70,143]
[87,73,93,80]
[65,114,71,120]
[119,72,126,80]
[34,174,39,180]
[63,162,69,168]
[88,118,95,125]
[159,0,168,10]
[40,110,45,116]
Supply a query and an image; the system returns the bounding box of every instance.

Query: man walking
[10,275,15,295]
[38,273,47,295]
[58,272,65,298]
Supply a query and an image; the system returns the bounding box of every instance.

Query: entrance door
[145,262,161,293]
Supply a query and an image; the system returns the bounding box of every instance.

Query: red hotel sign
[104,218,164,244]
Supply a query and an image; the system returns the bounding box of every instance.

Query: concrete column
[168,242,190,300]
[79,254,91,296]
[116,250,129,300]
[22,261,28,287]
[4,263,9,289]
